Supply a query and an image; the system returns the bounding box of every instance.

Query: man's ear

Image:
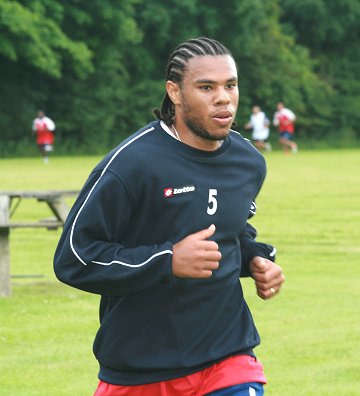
[166,81,181,105]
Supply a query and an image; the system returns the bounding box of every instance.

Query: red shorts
[94,355,266,396]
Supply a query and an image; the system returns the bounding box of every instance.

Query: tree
[0,0,93,78]
[280,0,360,138]
[47,0,143,151]
[0,0,141,154]
[0,0,357,156]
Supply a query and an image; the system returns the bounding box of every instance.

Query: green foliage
[280,0,360,138]
[0,0,93,78]
[0,0,358,156]
[49,0,143,151]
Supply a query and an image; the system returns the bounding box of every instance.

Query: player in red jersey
[32,110,55,163]
[273,102,298,154]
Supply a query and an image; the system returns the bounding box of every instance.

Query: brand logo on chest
[164,185,195,198]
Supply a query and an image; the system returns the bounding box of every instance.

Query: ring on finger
[270,287,276,294]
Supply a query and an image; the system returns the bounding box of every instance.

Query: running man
[54,37,285,396]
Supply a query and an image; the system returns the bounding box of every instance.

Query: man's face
[175,55,238,142]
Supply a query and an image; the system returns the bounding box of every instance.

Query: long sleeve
[44,116,55,131]
[240,222,276,277]
[54,170,175,296]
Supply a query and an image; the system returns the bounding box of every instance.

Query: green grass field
[0,150,359,395]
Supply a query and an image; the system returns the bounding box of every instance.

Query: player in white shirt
[244,106,271,152]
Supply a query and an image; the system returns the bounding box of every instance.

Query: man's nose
[214,88,231,104]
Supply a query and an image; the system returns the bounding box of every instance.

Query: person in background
[244,105,271,152]
[54,37,285,396]
[272,102,298,154]
[32,110,55,163]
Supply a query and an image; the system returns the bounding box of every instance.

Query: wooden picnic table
[0,190,79,297]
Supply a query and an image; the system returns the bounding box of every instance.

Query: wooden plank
[0,190,79,199]
[0,221,62,230]
[0,195,11,297]
[45,196,71,223]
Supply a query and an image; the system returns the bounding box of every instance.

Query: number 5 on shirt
[207,189,218,215]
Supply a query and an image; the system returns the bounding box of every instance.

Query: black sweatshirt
[54,120,275,385]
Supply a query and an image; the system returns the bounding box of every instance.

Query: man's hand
[250,256,285,300]
[172,224,222,278]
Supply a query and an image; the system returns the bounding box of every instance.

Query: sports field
[0,150,359,396]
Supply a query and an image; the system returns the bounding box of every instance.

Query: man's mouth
[212,111,233,126]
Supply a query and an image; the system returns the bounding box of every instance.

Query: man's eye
[226,83,237,89]
[200,85,212,90]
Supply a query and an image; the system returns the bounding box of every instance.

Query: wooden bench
[0,190,79,297]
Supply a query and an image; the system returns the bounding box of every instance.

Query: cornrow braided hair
[153,37,233,125]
